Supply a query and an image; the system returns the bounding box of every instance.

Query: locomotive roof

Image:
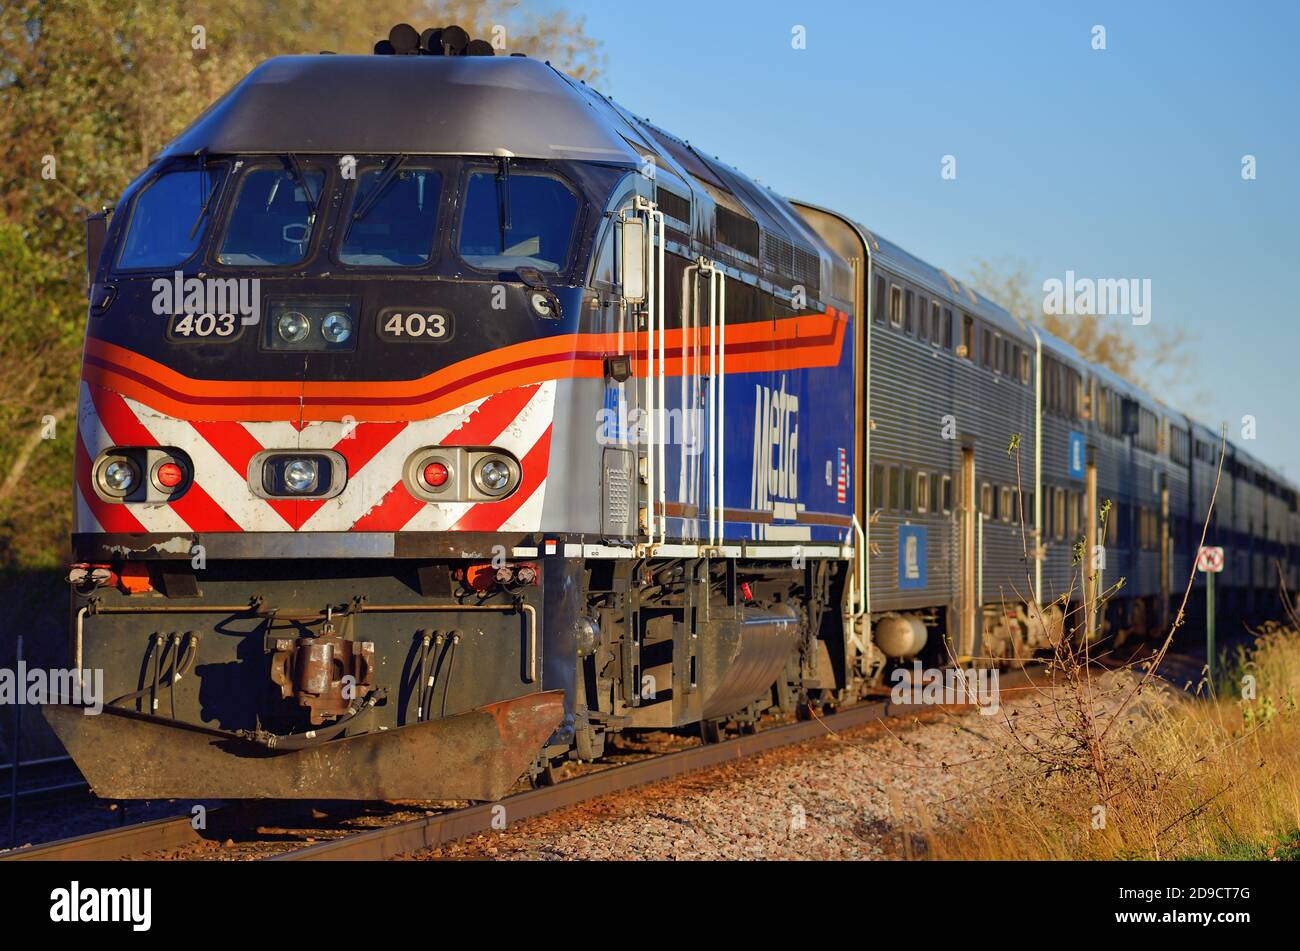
[159,55,642,164]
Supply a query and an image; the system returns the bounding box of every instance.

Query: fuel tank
[700,603,800,720]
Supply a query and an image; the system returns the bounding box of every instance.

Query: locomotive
[50,25,1299,801]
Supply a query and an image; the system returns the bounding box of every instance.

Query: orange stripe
[81,310,848,423]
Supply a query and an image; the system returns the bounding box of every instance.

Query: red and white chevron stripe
[74,380,555,534]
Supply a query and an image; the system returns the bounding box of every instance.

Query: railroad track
[272,695,902,860]
[0,665,1058,862]
[1,756,89,811]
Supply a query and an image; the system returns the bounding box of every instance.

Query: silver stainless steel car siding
[541,376,601,534]
[867,247,1036,616]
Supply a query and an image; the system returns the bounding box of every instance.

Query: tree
[965,256,1199,405]
[0,0,603,569]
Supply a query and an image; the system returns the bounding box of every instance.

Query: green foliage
[0,0,602,570]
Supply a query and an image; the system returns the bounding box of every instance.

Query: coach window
[916,472,930,513]
[219,162,326,266]
[889,285,904,327]
[1170,426,1190,465]
[992,333,1003,373]
[941,475,953,514]
[459,170,578,273]
[960,313,973,358]
[943,308,954,349]
[980,483,994,519]
[929,301,941,345]
[1068,492,1080,537]
[339,165,441,266]
[1020,350,1031,384]
[999,486,1013,523]
[903,467,915,511]
[117,165,226,271]
[1053,488,1066,541]
[874,276,887,323]
[871,463,885,510]
[889,464,903,510]
[904,289,915,334]
[918,299,929,343]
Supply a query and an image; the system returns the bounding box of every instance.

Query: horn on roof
[373,24,501,56]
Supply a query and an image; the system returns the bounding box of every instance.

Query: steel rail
[1,811,211,861]
[280,665,1039,861]
[1,668,1038,862]
[272,696,897,861]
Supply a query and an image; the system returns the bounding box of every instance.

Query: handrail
[682,261,701,532]
[850,515,867,618]
[642,203,655,545]
[717,266,726,548]
[712,255,722,545]
[653,206,666,544]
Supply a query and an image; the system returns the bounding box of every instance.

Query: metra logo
[750,376,799,520]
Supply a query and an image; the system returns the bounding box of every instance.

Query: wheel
[699,719,724,744]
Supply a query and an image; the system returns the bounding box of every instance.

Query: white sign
[1196,546,1224,573]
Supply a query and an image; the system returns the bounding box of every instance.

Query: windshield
[339,166,442,266]
[218,163,324,266]
[117,167,224,270]
[458,170,578,273]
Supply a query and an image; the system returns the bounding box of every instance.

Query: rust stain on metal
[43,690,565,802]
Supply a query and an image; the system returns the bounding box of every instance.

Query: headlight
[283,458,319,493]
[473,455,517,497]
[405,448,519,501]
[101,459,139,496]
[321,311,352,343]
[277,311,311,343]
[92,448,192,503]
[265,300,357,351]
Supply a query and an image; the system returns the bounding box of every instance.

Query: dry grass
[926,625,1300,861]
[921,431,1300,860]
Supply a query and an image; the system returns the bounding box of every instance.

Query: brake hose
[237,689,387,750]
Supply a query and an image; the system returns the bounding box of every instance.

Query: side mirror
[85,210,108,295]
[619,216,646,304]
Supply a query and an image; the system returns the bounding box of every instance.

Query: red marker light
[423,462,449,487]
[156,462,184,488]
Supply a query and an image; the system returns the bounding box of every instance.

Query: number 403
[173,313,236,337]
[384,312,450,339]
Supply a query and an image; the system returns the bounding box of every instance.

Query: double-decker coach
[47,24,1299,801]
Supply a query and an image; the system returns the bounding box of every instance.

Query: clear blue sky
[547,0,1300,478]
